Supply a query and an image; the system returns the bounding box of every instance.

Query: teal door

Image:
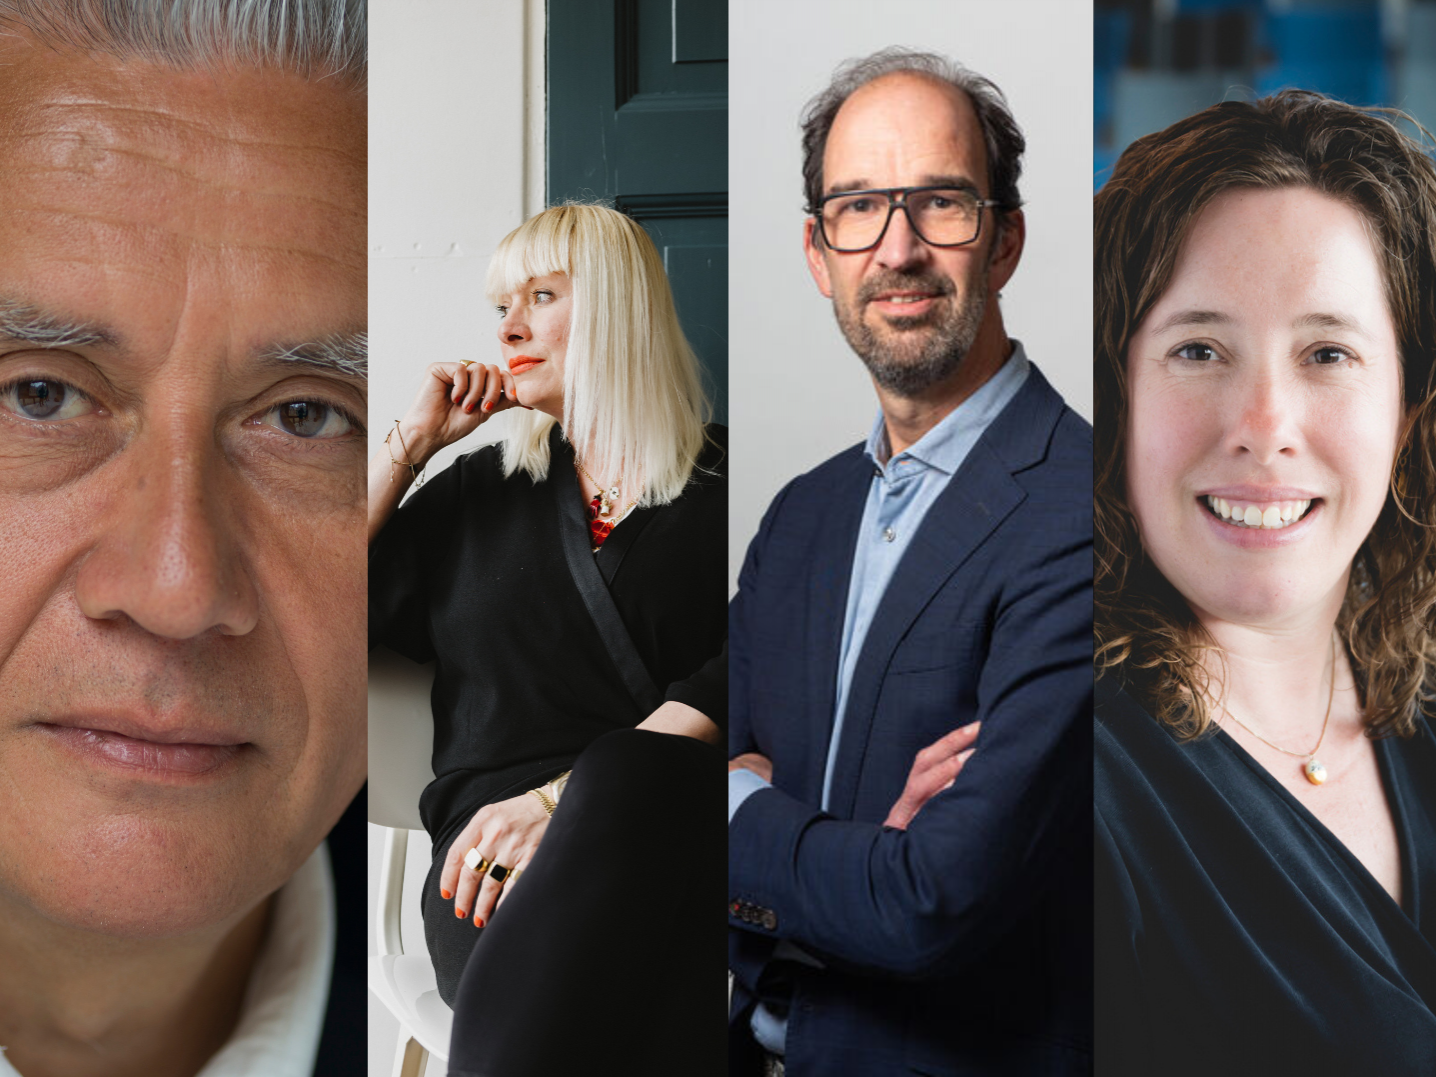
[549,0,728,422]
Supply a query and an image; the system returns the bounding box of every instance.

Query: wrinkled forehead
[0,37,365,357]
[0,42,363,247]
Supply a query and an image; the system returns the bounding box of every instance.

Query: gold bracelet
[383,419,425,488]
[549,771,571,803]
[528,786,556,816]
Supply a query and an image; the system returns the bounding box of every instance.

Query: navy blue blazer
[728,364,1093,1076]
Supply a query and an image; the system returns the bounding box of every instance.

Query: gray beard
[835,270,988,398]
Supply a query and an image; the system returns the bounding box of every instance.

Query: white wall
[727,0,1095,589]
[369,0,545,479]
[368,3,544,1073]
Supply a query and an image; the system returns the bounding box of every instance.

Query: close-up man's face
[804,73,1014,395]
[0,35,367,938]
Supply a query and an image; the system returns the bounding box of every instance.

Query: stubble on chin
[834,271,988,398]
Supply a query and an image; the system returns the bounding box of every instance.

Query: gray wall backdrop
[727,0,1095,590]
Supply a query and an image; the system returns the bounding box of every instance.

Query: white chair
[368,646,452,1077]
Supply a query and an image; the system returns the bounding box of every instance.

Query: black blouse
[369,423,727,840]
[1096,677,1436,1075]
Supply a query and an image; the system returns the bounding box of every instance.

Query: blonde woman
[368,204,726,1076]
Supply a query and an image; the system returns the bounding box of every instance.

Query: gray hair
[0,0,365,87]
[265,332,368,379]
[800,47,1024,218]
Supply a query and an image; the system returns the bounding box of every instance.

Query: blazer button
[761,910,778,931]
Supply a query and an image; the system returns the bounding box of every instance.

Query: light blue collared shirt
[728,344,1031,1054]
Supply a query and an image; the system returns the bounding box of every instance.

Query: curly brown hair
[1095,89,1436,740]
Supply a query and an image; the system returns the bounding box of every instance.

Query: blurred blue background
[1095,0,1436,189]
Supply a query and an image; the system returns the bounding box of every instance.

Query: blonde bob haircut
[484,203,710,505]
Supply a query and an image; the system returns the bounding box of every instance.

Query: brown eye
[258,400,354,439]
[1174,343,1217,363]
[3,378,93,421]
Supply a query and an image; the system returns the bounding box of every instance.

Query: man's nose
[872,204,931,272]
[74,424,260,639]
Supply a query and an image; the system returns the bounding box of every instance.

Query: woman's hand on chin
[440,791,550,927]
[401,361,525,463]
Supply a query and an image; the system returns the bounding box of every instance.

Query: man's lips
[36,716,250,777]
[865,288,947,318]
[507,354,545,375]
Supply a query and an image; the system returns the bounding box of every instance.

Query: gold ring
[488,863,512,885]
[458,358,476,367]
[463,847,490,875]
[510,869,522,884]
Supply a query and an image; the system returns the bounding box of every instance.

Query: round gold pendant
[1304,758,1328,785]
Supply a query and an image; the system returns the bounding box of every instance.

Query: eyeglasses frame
[813,185,1004,253]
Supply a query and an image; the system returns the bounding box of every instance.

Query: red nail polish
[483,401,494,412]
[441,889,452,900]
[475,917,485,928]
[455,907,466,919]
[464,403,474,413]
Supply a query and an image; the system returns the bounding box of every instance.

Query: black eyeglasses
[815,186,1001,253]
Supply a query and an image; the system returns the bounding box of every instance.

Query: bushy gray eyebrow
[260,332,367,379]
[0,298,117,349]
[0,295,366,378]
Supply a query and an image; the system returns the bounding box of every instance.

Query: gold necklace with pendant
[1218,632,1337,786]
[575,458,632,519]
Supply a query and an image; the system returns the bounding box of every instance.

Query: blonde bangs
[485,203,711,503]
[485,213,573,306]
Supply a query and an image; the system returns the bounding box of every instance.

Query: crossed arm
[728,526,1092,980]
[729,719,980,831]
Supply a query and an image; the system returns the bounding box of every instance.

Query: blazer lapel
[798,449,871,804]
[824,443,1023,819]
[822,367,1068,818]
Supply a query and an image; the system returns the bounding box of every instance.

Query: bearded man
[726,50,1094,1076]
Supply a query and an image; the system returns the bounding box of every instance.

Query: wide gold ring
[458,358,476,367]
[463,847,490,875]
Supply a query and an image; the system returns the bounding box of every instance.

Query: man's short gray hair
[0,0,365,87]
[800,47,1024,218]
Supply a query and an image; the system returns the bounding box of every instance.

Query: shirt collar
[865,340,1031,473]
[0,844,335,1077]
[201,842,335,1077]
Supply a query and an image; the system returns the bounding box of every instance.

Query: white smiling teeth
[1205,496,1312,529]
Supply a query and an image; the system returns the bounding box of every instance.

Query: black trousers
[421,728,726,1077]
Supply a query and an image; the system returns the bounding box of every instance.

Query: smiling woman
[0,2,367,1076]
[1093,91,1436,1073]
